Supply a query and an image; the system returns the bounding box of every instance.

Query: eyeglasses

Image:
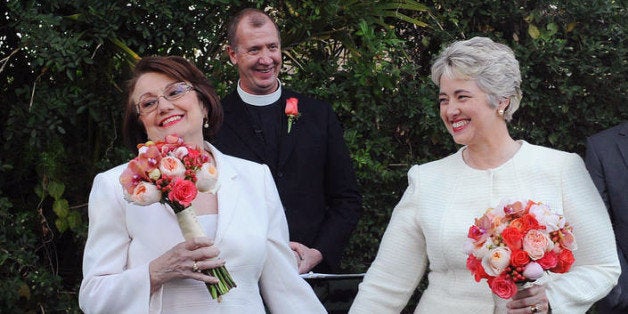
[136,82,195,115]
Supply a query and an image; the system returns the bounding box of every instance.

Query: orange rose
[552,249,575,273]
[510,249,530,267]
[502,226,523,250]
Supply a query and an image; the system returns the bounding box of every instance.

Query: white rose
[196,162,219,193]
[482,246,511,276]
[130,181,162,205]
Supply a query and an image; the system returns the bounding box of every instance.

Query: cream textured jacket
[79,143,325,314]
[350,141,620,314]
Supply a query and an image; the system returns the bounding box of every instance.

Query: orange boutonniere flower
[285,97,300,133]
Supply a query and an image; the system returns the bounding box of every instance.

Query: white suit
[79,143,325,313]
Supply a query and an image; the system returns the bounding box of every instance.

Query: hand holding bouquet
[464,199,577,299]
[119,134,235,300]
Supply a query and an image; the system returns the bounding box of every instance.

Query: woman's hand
[507,284,550,313]
[148,237,225,294]
[289,241,323,274]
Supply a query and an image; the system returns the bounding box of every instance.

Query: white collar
[236,79,282,106]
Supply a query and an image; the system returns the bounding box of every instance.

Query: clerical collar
[237,79,282,106]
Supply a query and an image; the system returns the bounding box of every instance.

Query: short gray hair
[431,37,522,121]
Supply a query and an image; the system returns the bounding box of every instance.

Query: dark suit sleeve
[585,138,610,209]
[312,105,363,272]
[586,136,627,311]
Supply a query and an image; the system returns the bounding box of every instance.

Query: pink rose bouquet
[464,199,577,300]
[119,134,235,300]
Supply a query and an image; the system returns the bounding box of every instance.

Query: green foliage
[0,0,624,312]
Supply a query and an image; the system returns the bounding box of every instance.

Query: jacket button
[277,172,284,178]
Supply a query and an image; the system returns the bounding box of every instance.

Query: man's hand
[289,241,323,274]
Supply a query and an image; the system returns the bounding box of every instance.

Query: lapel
[277,92,298,170]
[616,121,628,169]
[222,92,268,162]
[206,142,239,246]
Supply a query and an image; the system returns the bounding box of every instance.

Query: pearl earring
[498,109,505,116]
[203,118,209,128]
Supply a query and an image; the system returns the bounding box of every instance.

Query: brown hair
[227,8,281,50]
[122,56,223,153]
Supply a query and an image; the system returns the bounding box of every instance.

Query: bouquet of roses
[464,199,577,300]
[119,134,236,301]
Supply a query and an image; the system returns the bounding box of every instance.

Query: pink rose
[168,178,197,208]
[285,97,300,133]
[523,229,553,260]
[159,156,186,179]
[489,274,518,299]
[482,246,511,276]
[522,262,544,280]
[537,250,558,270]
[285,97,299,116]
[128,181,162,205]
[171,146,190,160]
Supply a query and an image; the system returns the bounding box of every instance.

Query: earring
[203,118,209,128]
[498,109,505,116]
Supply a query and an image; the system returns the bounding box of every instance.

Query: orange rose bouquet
[119,134,235,300]
[464,200,577,300]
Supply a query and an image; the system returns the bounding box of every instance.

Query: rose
[523,229,553,260]
[168,178,197,208]
[489,274,518,299]
[285,97,299,116]
[510,249,531,267]
[285,97,300,133]
[537,250,558,270]
[501,226,523,250]
[558,226,577,251]
[160,156,186,179]
[196,162,219,193]
[171,146,190,160]
[529,203,564,232]
[482,246,511,276]
[127,181,162,205]
[520,213,542,232]
[466,255,489,282]
[552,249,575,273]
[522,262,544,280]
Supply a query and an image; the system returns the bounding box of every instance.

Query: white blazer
[79,143,325,314]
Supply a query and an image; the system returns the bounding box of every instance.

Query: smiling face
[227,15,281,95]
[438,75,506,147]
[132,72,207,148]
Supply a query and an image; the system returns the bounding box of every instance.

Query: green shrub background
[1,0,625,312]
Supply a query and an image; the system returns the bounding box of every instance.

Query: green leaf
[55,218,68,233]
[47,181,65,200]
[52,199,69,218]
[67,211,82,230]
[528,24,540,39]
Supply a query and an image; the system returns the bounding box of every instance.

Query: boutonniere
[285,97,300,133]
